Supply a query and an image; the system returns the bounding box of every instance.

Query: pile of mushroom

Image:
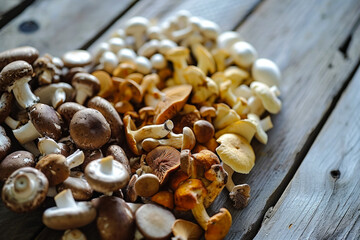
[0,10,282,240]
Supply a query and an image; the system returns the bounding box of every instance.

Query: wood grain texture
[208,0,360,239]
[0,0,135,56]
[0,0,26,15]
[88,0,262,51]
[254,65,360,239]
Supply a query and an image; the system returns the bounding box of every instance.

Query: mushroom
[203,164,228,208]
[37,137,62,156]
[117,78,142,104]
[125,16,150,50]
[250,81,282,114]
[85,156,130,195]
[135,203,176,240]
[151,190,174,209]
[57,102,86,127]
[0,126,11,161]
[247,113,268,144]
[217,31,241,51]
[36,150,85,186]
[0,92,21,129]
[159,39,177,55]
[72,73,100,105]
[134,173,160,197]
[0,60,39,109]
[192,149,220,178]
[92,196,135,240]
[125,174,139,202]
[199,106,216,123]
[213,103,240,130]
[2,167,48,212]
[0,151,35,182]
[222,163,250,209]
[69,108,111,150]
[145,146,180,185]
[33,56,57,85]
[135,56,152,74]
[193,44,216,75]
[108,37,126,53]
[42,189,96,230]
[57,171,93,200]
[80,149,103,172]
[87,96,123,143]
[174,179,232,239]
[138,39,159,57]
[62,50,92,68]
[154,84,192,124]
[123,115,173,155]
[91,70,114,98]
[252,58,281,87]
[193,120,214,144]
[0,46,39,70]
[172,219,203,240]
[230,41,257,69]
[13,103,63,144]
[100,51,119,73]
[165,47,189,85]
[117,48,137,65]
[214,119,257,143]
[216,133,255,174]
[34,82,74,109]
[62,229,86,240]
[211,48,229,72]
[106,145,131,175]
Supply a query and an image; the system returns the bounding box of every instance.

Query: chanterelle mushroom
[0,60,39,109]
[42,189,96,230]
[2,167,48,212]
[136,203,176,240]
[172,219,203,240]
[13,103,63,144]
[70,108,111,150]
[85,156,130,195]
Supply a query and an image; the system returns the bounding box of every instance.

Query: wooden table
[1,0,359,239]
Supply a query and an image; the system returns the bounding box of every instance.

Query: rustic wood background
[0,0,359,239]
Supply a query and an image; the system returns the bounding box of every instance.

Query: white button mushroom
[100,51,119,74]
[108,37,126,53]
[135,56,152,75]
[150,53,167,69]
[217,31,242,51]
[117,48,137,64]
[230,41,258,69]
[125,16,150,50]
[252,58,281,86]
[93,42,110,63]
[159,39,177,55]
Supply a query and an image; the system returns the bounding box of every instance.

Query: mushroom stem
[52,88,66,109]
[75,87,92,105]
[54,189,77,208]
[38,137,61,155]
[223,163,235,192]
[132,120,174,142]
[191,202,209,230]
[142,131,183,151]
[4,116,20,130]
[13,121,41,144]
[100,156,114,175]
[65,149,84,169]
[10,76,39,109]
[13,173,35,199]
[22,141,41,156]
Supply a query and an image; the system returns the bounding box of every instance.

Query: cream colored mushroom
[230,41,257,69]
[217,31,242,51]
[215,119,257,143]
[137,39,159,58]
[252,58,281,86]
[193,44,215,75]
[108,37,126,53]
[166,47,189,85]
[247,113,268,144]
[250,81,282,114]
[213,103,240,130]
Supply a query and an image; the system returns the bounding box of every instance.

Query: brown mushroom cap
[57,102,86,126]
[145,146,180,185]
[2,167,48,213]
[125,174,139,202]
[28,103,63,140]
[0,151,35,182]
[87,96,123,143]
[136,203,176,240]
[0,46,39,70]
[193,120,215,144]
[0,92,13,123]
[92,196,135,240]
[192,149,220,171]
[0,126,11,161]
[35,154,69,186]
[106,145,131,174]
[81,149,103,172]
[154,85,192,124]
[57,171,93,200]
[0,60,33,91]
[134,173,160,197]
[72,72,100,93]
[70,108,111,150]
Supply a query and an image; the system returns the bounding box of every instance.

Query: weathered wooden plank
[0,0,27,15]
[254,64,360,239]
[208,0,360,239]
[88,0,262,50]
[0,0,34,29]
[0,0,136,56]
